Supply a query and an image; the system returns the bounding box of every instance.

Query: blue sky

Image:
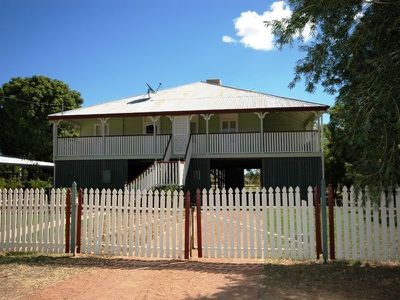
[0,0,334,118]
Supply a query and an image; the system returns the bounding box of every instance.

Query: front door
[173,116,189,155]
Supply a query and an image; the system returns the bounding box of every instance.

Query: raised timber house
[49,79,328,194]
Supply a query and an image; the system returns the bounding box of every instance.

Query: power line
[0,95,63,108]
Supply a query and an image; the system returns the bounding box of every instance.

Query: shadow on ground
[1,253,400,299]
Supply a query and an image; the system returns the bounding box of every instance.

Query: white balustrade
[57,135,170,158]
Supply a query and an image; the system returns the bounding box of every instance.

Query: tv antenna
[146,83,162,97]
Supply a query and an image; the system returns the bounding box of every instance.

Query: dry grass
[261,260,400,299]
[0,253,84,300]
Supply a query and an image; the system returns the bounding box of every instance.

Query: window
[143,117,160,134]
[220,113,238,133]
[94,123,109,136]
[102,170,111,184]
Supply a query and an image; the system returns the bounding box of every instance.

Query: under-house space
[210,158,262,190]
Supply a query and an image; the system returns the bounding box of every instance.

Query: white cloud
[223,1,313,51]
[222,35,237,44]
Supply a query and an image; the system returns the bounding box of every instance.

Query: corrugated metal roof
[49,82,328,119]
[0,156,54,167]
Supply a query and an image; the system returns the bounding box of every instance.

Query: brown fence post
[314,186,322,259]
[76,188,83,254]
[184,191,191,259]
[328,185,335,260]
[65,188,71,253]
[196,189,203,258]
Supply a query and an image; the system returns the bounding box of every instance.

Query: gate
[77,189,188,258]
[195,187,318,259]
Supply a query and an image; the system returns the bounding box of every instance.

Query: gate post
[196,189,203,258]
[184,191,190,259]
[328,184,335,260]
[321,179,328,263]
[314,186,322,259]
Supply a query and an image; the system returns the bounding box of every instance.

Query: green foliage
[6,177,23,189]
[272,0,400,197]
[0,76,83,161]
[25,178,53,189]
[0,177,7,189]
[0,177,51,189]
[244,169,261,187]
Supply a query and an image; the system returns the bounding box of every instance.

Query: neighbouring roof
[49,81,329,120]
[0,155,54,167]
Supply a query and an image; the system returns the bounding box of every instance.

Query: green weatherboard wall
[55,160,128,189]
[262,157,322,199]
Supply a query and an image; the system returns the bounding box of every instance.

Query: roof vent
[206,79,221,85]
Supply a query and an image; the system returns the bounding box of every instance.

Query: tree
[271,0,400,194]
[0,76,83,161]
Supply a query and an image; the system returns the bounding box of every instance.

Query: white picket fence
[0,188,66,253]
[200,187,316,260]
[80,188,185,258]
[334,186,400,261]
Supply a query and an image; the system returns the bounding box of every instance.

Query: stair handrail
[162,134,173,161]
[181,135,193,185]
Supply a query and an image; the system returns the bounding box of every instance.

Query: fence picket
[88,189,94,254]
[111,190,118,255]
[147,190,154,258]
[387,191,396,261]
[357,191,365,259]
[215,188,222,258]
[373,201,380,261]
[117,190,123,255]
[275,187,282,259]
[140,191,147,257]
[104,189,111,254]
[221,189,228,258]
[295,187,303,259]
[350,187,357,260]
[98,190,105,255]
[178,190,184,258]
[342,186,350,259]
[248,189,255,258]
[235,188,241,259]
[165,190,171,258]
[228,188,235,259]
[202,189,208,258]
[153,190,159,257]
[268,188,275,258]
[261,188,268,259]
[380,192,388,261]
[307,187,315,259]
[365,194,373,260]
[158,191,165,258]
[255,188,262,259]
[171,191,178,258]
[94,189,101,255]
[241,188,248,258]
[288,187,295,258]
[301,198,309,259]
[282,187,289,259]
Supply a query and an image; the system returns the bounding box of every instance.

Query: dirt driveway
[1,254,400,300]
[6,255,263,300]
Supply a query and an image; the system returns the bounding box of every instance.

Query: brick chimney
[206,79,221,85]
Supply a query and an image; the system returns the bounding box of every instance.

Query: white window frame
[94,123,109,136]
[220,113,238,133]
[143,117,160,134]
